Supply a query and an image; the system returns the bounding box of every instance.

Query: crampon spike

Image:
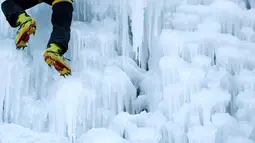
[60,74,66,78]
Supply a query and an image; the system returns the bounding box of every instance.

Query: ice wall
[1,0,255,143]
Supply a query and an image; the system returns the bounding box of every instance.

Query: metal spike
[66,73,71,77]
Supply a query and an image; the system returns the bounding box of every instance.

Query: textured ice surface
[1,0,255,143]
[0,123,68,143]
[187,125,219,143]
[77,128,130,143]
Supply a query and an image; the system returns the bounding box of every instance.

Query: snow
[1,0,255,143]
[77,128,129,143]
[0,123,68,143]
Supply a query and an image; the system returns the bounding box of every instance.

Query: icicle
[130,0,146,68]
[108,56,147,87]
[211,113,252,142]
[47,77,100,140]
[159,56,188,85]
[242,9,255,27]
[187,125,219,143]
[159,56,205,93]
[101,66,136,115]
[211,1,244,36]
[95,19,117,59]
[108,112,132,136]
[77,48,104,70]
[132,95,148,114]
[138,70,162,113]
[69,21,96,62]
[139,70,161,95]
[17,96,49,132]
[237,27,253,41]
[162,83,189,119]
[172,103,192,130]
[70,20,117,70]
[80,69,103,93]
[0,39,30,124]
[216,45,245,75]
[191,88,231,125]
[72,0,92,22]
[117,0,132,57]
[165,122,187,143]
[178,67,205,93]
[144,0,164,69]
[160,30,184,57]
[205,67,228,88]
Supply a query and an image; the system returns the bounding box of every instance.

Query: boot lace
[46,51,71,61]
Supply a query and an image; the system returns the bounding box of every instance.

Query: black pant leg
[42,0,53,6]
[47,1,73,55]
[1,0,40,27]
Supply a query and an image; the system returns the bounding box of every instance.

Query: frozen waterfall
[1,0,255,142]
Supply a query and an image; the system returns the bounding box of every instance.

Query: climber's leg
[1,0,40,27]
[1,0,39,48]
[42,0,54,5]
[43,0,73,76]
[46,0,73,54]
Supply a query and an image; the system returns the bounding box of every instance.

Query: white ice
[1,0,255,143]
[0,123,68,143]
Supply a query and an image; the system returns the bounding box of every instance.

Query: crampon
[43,51,71,77]
[16,20,36,49]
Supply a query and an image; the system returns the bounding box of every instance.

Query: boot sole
[16,23,36,49]
[43,52,71,77]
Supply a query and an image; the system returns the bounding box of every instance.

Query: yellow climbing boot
[43,43,71,77]
[15,13,36,49]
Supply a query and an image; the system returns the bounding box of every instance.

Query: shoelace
[47,51,71,62]
[17,19,32,31]
[64,57,71,61]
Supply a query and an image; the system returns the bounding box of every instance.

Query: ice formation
[1,0,255,142]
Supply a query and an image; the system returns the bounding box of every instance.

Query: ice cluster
[1,0,255,142]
